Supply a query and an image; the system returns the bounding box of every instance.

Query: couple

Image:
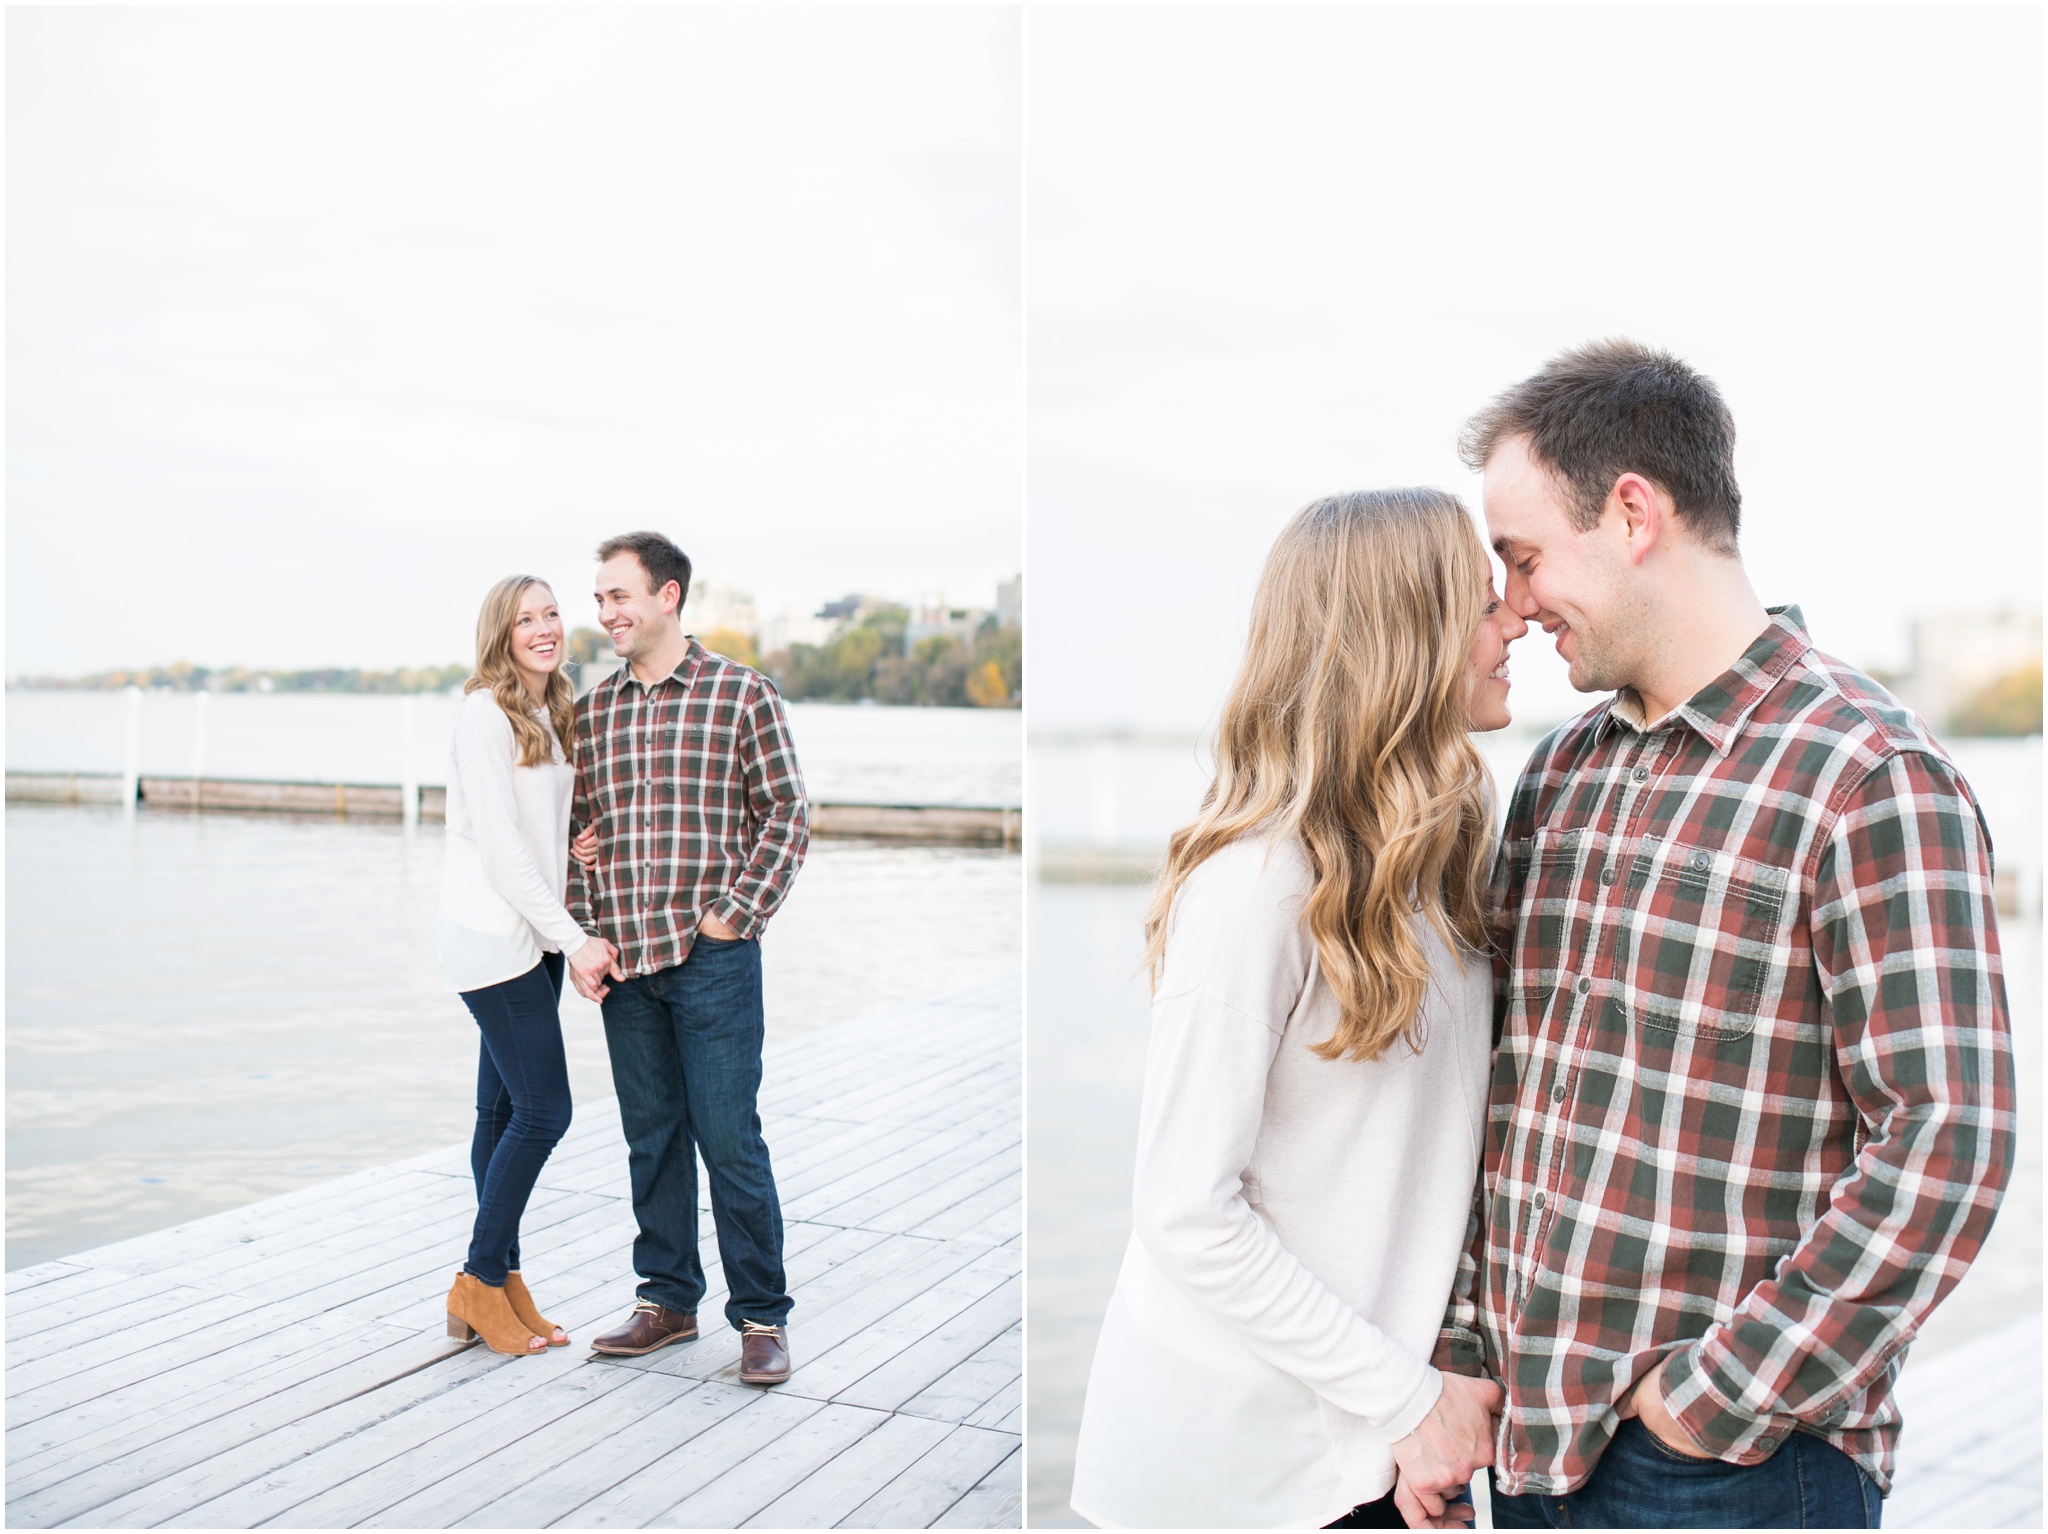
[435,530,808,1387]
[1071,342,2015,1529]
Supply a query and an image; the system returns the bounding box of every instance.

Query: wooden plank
[912,1171,1022,1244]
[4,1323,431,1526]
[650,1402,887,1528]
[830,1277,1021,1413]
[449,1379,759,1529]
[635,1234,982,1392]
[796,1249,1019,1404]
[742,1410,954,1528]
[839,1424,1021,1530]
[271,1365,647,1528]
[544,1390,826,1528]
[5,1260,88,1296]
[929,1446,1022,1529]
[897,1324,1018,1425]
[156,1292,640,1528]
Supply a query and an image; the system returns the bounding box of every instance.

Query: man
[563,530,810,1385]
[1436,341,2014,1527]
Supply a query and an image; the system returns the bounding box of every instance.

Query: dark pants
[1326,1485,1471,1528]
[460,950,573,1286]
[1325,1491,1408,1527]
[600,934,790,1331]
[1491,1419,1882,1528]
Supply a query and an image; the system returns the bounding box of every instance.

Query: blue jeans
[1491,1418,1883,1528]
[600,934,790,1331]
[460,950,573,1286]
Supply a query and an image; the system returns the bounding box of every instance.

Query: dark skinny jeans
[460,950,573,1286]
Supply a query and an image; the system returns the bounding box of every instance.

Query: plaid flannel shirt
[567,639,809,978]
[1444,607,2013,1496]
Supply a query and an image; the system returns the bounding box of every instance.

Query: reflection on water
[5,803,1020,1270]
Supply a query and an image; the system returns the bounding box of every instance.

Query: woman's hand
[568,934,623,1002]
[570,824,600,870]
[1391,1372,1502,1528]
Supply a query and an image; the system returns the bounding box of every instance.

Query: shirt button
[1600,867,1615,886]
[1633,766,1649,783]
[1532,1192,1545,1210]
[1756,1437,1778,1454]
[1577,977,1592,994]
[1692,853,1711,870]
[1552,1083,1567,1102]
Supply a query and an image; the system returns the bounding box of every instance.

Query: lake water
[5,697,1022,1272]
[6,691,1022,808]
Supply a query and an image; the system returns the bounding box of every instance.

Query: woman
[1069,490,1527,1529]
[438,575,617,1355]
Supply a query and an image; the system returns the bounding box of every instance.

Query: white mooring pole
[189,690,209,809]
[400,694,419,828]
[121,685,143,811]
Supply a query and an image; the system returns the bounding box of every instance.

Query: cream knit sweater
[1071,832,1492,1528]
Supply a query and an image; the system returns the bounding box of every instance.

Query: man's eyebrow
[1491,534,1516,557]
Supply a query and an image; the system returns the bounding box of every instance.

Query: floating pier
[5,773,1021,848]
[5,975,1022,1529]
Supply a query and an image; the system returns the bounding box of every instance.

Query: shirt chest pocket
[1509,825,1588,1006]
[1615,839,1789,1041]
[668,723,739,787]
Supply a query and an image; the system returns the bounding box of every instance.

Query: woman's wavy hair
[1142,489,1496,1062]
[467,576,577,769]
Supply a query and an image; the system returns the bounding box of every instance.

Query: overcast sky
[1027,5,2044,732]
[8,7,1021,677]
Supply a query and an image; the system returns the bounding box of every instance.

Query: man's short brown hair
[596,531,693,611]
[1458,339,1742,554]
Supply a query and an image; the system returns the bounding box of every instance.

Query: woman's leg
[460,959,574,1286]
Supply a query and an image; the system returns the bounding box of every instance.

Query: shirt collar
[614,635,706,695]
[1594,605,1812,755]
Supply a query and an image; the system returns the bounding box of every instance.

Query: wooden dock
[5,773,1020,848]
[4,975,1021,1529]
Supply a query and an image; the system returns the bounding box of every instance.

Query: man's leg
[663,935,790,1331]
[599,973,707,1316]
[1552,1419,1880,1528]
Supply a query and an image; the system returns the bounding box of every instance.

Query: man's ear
[661,580,682,616]
[1609,472,1666,566]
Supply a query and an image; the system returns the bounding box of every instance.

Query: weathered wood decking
[5,975,1021,1529]
[1886,1314,2042,1529]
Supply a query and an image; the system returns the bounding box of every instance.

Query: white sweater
[437,689,590,992]
[1070,833,1492,1529]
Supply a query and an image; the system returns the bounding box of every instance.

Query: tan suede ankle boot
[446,1272,547,1356]
[504,1271,568,1346]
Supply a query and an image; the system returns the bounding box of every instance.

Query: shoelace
[741,1320,781,1337]
[631,1300,664,1317]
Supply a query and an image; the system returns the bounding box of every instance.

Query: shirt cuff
[1433,1326,1488,1378]
[1659,1341,1794,1464]
[712,893,764,941]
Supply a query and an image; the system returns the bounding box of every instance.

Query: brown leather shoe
[590,1300,699,1357]
[738,1320,791,1384]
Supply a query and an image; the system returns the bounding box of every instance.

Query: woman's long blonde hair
[467,576,577,768]
[1142,489,1495,1062]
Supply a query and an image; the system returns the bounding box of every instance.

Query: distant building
[759,608,838,656]
[1880,609,2041,732]
[814,593,894,628]
[685,580,757,641]
[905,596,989,656]
[996,573,1021,630]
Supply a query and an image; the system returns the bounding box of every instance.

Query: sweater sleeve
[454,696,591,957]
[1131,842,1444,1439]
